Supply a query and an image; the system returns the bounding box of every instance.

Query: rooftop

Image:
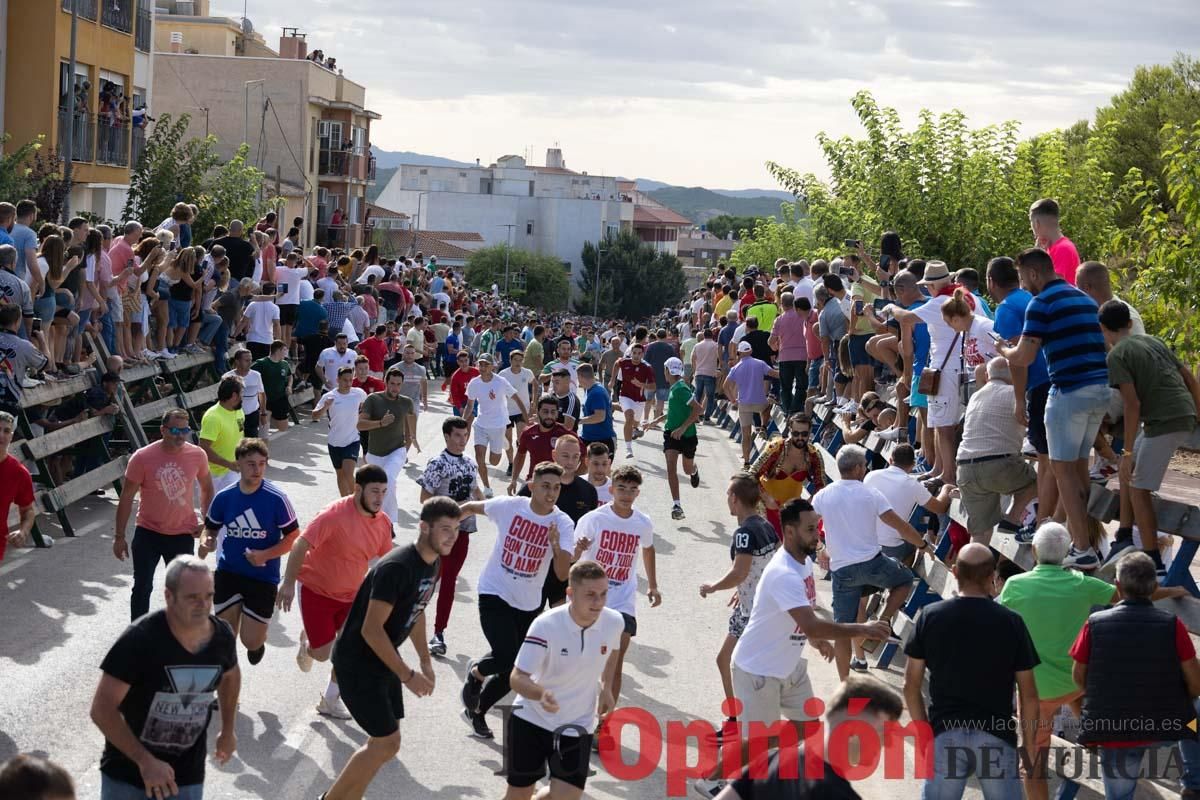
[634,205,692,227]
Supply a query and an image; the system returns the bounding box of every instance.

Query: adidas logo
[225,509,269,540]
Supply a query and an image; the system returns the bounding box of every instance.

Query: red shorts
[299,584,354,649]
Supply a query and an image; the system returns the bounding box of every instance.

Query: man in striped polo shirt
[1000,247,1109,570]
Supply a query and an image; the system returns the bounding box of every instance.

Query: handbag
[917,331,962,396]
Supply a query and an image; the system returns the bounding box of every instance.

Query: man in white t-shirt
[501,350,537,478]
[315,333,357,391]
[810,444,927,680]
[239,285,280,361]
[458,464,575,740]
[464,353,526,498]
[310,365,367,497]
[506,559,622,800]
[694,497,889,799]
[273,253,308,349]
[225,348,266,438]
[573,465,659,713]
[863,443,953,564]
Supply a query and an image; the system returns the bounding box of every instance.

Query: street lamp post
[498,223,516,294]
[243,79,264,147]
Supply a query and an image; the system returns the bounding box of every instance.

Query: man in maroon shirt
[506,396,575,494]
[611,342,655,459]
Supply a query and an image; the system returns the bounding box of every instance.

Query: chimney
[169,31,183,53]
[545,147,563,169]
[278,28,308,60]
[476,158,481,166]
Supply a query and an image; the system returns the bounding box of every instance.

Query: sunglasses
[166,426,192,435]
[790,430,810,438]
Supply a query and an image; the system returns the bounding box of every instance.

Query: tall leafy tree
[465,245,570,311]
[576,231,686,320]
[704,214,763,241]
[123,113,216,228]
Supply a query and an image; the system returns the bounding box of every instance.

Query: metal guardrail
[135,8,152,51]
[58,108,95,163]
[62,0,98,20]
[96,120,130,166]
[101,0,133,32]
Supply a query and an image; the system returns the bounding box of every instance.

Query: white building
[374,148,638,289]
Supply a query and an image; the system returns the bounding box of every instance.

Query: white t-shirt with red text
[732,549,818,679]
[477,496,575,611]
[574,504,654,617]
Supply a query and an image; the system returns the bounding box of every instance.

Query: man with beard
[507,396,576,495]
[276,465,395,721]
[317,497,461,800]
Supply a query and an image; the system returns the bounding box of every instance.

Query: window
[59,61,91,110]
[526,221,534,236]
[352,125,367,152]
[347,195,360,226]
[318,120,343,149]
[419,168,428,175]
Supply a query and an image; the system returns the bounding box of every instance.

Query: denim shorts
[1045,383,1110,461]
[848,333,873,367]
[831,552,914,622]
[807,357,823,389]
[168,298,192,328]
[653,386,669,403]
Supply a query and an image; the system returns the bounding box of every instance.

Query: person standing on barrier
[199,376,246,495]
[357,366,417,525]
[115,409,214,621]
[905,543,1040,800]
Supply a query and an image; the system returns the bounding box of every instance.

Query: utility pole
[62,0,79,222]
[498,223,516,294]
[244,79,264,147]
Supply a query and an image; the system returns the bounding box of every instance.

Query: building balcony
[101,0,134,33]
[62,0,98,20]
[57,108,96,163]
[135,8,152,51]
[131,127,146,167]
[97,120,130,167]
[315,223,363,250]
[367,157,376,183]
[317,148,374,181]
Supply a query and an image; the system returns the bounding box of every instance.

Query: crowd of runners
[1,196,1200,800]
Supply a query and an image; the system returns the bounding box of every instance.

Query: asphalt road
[1,389,941,799]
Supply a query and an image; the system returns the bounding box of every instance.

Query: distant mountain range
[367,150,794,221]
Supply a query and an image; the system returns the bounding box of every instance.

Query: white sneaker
[693,778,726,798]
[316,694,352,720]
[838,399,859,415]
[296,631,313,673]
[626,447,634,458]
[142,349,158,360]
[878,427,903,442]
[484,487,494,499]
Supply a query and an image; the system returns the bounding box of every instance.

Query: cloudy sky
[216,1,1197,189]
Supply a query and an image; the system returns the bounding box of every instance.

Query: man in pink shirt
[114,408,215,620]
[1030,197,1080,286]
[769,292,811,413]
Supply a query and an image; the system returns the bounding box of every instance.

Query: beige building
[152,3,379,249]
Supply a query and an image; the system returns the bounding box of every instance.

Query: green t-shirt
[998,565,1114,699]
[664,379,697,438]
[1107,334,1196,437]
[361,391,415,456]
[199,404,245,477]
[253,357,293,400]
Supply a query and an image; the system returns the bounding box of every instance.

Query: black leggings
[476,593,539,714]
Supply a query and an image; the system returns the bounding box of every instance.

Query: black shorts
[336,665,404,738]
[542,567,567,609]
[507,413,524,429]
[279,304,298,326]
[328,441,360,468]
[243,411,261,439]
[267,394,291,421]
[621,612,637,637]
[505,713,592,790]
[1026,382,1050,456]
[663,430,698,459]
[213,569,278,624]
[247,341,271,361]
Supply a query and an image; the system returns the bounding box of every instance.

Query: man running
[319,497,461,800]
[277,465,394,720]
[313,366,368,497]
[395,343,429,418]
[226,348,266,438]
[507,396,574,495]
[199,438,299,665]
[584,442,613,505]
[316,332,357,392]
[464,353,525,498]
[254,340,295,433]
[643,356,702,520]
[576,363,616,457]
[502,349,537,477]
[115,409,214,620]
[419,417,484,657]
[504,560,622,800]
[357,367,418,524]
[458,463,575,739]
[549,368,580,431]
[199,376,246,494]
[572,465,660,715]
[611,343,654,459]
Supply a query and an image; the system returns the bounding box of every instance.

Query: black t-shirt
[332,544,439,677]
[904,596,1039,746]
[732,514,778,561]
[554,392,580,426]
[214,236,255,281]
[745,329,774,364]
[99,611,237,788]
[302,333,334,372]
[520,476,597,524]
[731,750,860,799]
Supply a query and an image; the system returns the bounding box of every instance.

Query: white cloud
[212,0,1198,186]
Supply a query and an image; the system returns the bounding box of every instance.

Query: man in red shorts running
[277,464,393,719]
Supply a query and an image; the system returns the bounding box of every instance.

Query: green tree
[0,134,73,223]
[465,245,570,311]
[191,144,270,243]
[576,231,686,320]
[123,113,218,230]
[704,214,763,241]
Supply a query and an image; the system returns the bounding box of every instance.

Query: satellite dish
[241,17,254,34]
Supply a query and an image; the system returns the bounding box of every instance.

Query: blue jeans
[831,552,914,622]
[1179,698,1200,790]
[1045,383,1109,462]
[102,774,203,799]
[100,308,116,353]
[807,357,824,392]
[694,374,718,419]
[921,729,1023,800]
[198,313,227,374]
[1099,747,1147,800]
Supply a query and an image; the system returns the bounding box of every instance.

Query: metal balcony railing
[135,8,152,51]
[62,0,98,20]
[131,127,146,167]
[97,120,130,167]
[367,157,377,182]
[101,0,133,33]
[58,108,95,163]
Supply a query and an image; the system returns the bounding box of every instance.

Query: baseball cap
[665,357,684,376]
[477,353,494,363]
[737,341,753,354]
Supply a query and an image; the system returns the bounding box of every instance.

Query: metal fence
[101,0,133,32]
[131,127,146,167]
[135,8,152,51]
[57,108,95,163]
[97,121,130,167]
[62,0,98,20]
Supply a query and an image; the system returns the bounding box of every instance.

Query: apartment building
[2,0,155,219]
[153,5,379,249]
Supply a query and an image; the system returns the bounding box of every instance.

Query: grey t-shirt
[0,329,49,405]
[396,362,426,411]
[0,270,33,317]
[819,300,848,342]
[643,340,676,388]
